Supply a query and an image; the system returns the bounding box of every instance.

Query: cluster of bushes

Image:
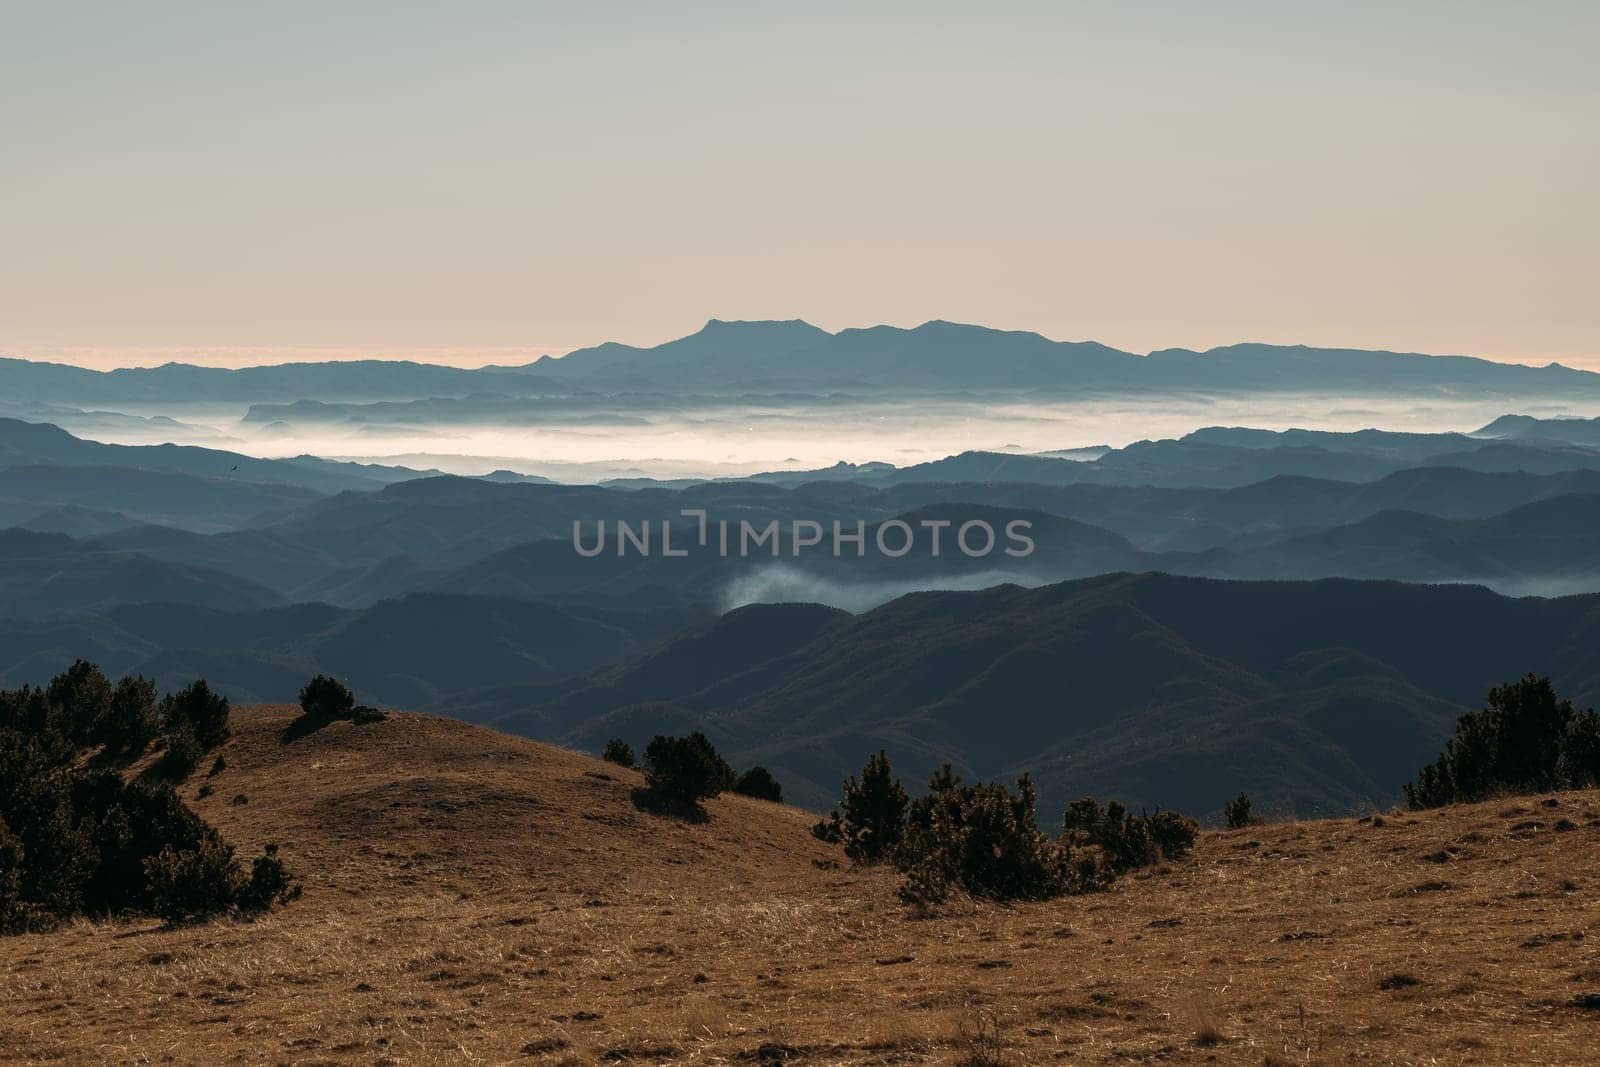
[0,658,230,780]
[813,753,1196,906]
[0,662,297,934]
[602,733,783,805]
[1406,674,1600,808]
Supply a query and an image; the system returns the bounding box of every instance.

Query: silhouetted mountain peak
[698,317,827,334]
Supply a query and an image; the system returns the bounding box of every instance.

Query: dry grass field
[2,705,1598,1065]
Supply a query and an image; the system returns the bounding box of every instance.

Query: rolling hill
[0,416,426,494]
[0,528,286,618]
[1221,493,1600,589]
[0,594,691,706]
[456,573,1600,817]
[2,705,1595,1064]
[0,464,321,533]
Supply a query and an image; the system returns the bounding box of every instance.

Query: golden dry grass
[3,705,1599,1065]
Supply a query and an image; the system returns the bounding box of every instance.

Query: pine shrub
[643,732,735,804]
[163,680,231,752]
[1,663,297,934]
[819,750,909,864]
[298,674,354,721]
[733,766,783,802]
[144,837,243,924]
[1406,675,1600,807]
[1224,792,1257,829]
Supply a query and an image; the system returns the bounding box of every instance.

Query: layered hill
[0,594,690,706]
[0,416,426,496]
[458,574,1600,817]
[2,706,1596,1064]
[0,528,285,618]
[49,464,1600,607]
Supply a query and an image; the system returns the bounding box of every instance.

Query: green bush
[1406,675,1600,808]
[46,660,111,746]
[237,844,302,913]
[298,674,354,721]
[602,738,635,768]
[1223,792,1257,829]
[1,765,95,923]
[1557,709,1600,789]
[0,815,29,934]
[71,771,210,914]
[1061,797,1196,876]
[813,753,1199,909]
[144,837,243,924]
[896,774,1072,905]
[162,680,231,752]
[101,675,159,757]
[643,733,736,804]
[814,750,909,864]
[155,720,202,780]
[1148,809,1199,859]
[733,766,783,802]
[1,663,296,934]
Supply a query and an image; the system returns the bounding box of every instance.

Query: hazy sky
[2,2,1595,369]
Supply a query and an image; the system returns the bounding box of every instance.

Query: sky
[2,1,1596,369]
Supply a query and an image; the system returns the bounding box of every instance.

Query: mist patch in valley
[718,564,1048,614]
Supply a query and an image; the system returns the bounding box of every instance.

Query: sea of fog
[65,390,1600,482]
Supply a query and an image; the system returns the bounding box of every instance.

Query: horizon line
[0,319,1581,374]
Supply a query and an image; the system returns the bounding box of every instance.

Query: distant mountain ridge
[7,319,1597,399]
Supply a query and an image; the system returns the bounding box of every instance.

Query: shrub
[1061,797,1197,876]
[70,772,212,915]
[298,675,354,721]
[1557,709,1600,789]
[1148,809,1199,859]
[138,836,298,926]
[144,837,242,924]
[237,844,302,913]
[0,759,95,922]
[0,815,29,934]
[46,660,111,746]
[155,720,202,780]
[813,751,1198,910]
[818,750,908,864]
[100,675,159,758]
[643,733,735,804]
[602,738,635,768]
[733,766,783,802]
[896,774,1071,905]
[162,680,231,751]
[1224,792,1257,829]
[1406,675,1599,807]
[1,665,296,934]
